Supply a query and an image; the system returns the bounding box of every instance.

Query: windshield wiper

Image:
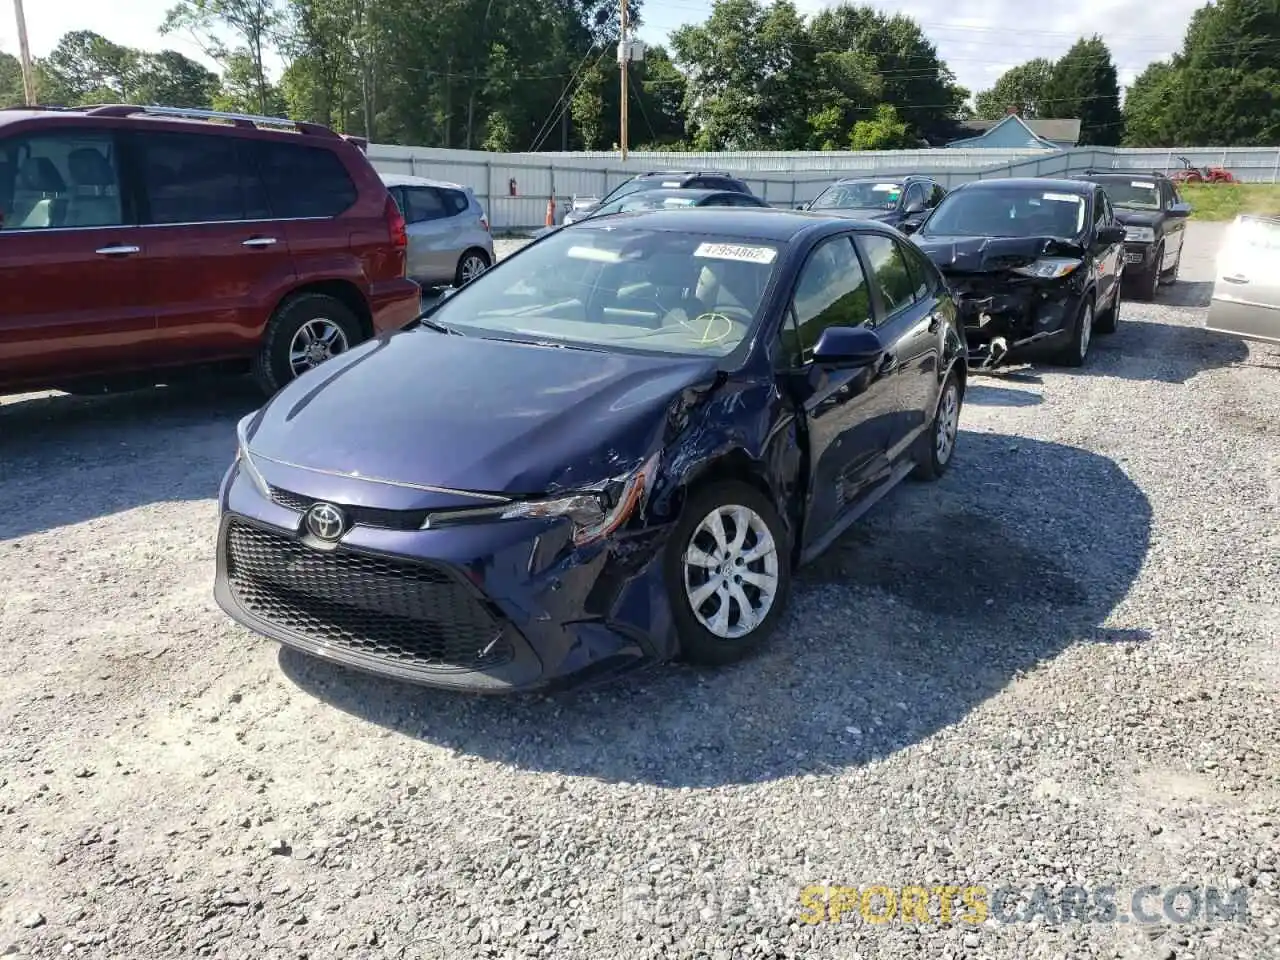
[413,312,463,335]
[480,335,604,352]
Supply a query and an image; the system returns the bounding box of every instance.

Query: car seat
[65,148,121,227]
[11,157,66,228]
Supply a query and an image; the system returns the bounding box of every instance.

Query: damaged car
[215,208,967,693]
[905,178,1126,369]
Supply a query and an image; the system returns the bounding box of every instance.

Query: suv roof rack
[1079,167,1170,179]
[640,169,733,178]
[78,104,342,138]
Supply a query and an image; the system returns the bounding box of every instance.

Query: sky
[1,0,1201,99]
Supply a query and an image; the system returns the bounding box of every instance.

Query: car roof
[571,206,899,242]
[380,173,469,190]
[635,170,737,181]
[957,177,1094,195]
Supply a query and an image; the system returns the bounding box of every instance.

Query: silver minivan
[380,174,495,288]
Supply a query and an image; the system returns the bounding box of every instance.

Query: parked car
[1206,213,1280,345]
[906,177,1126,369]
[381,173,493,288]
[215,208,967,693]
[532,187,769,238]
[1075,170,1191,300]
[0,104,420,397]
[563,170,755,225]
[798,175,946,233]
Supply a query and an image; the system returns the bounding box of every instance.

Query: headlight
[423,452,660,546]
[1124,226,1156,243]
[235,414,271,499]
[1012,258,1081,279]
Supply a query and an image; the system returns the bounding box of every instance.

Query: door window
[441,189,471,216]
[858,233,919,317]
[0,130,123,230]
[903,183,926,211]
[404,187,448,223]
[139,132,269,224]
[783,235,872,364]
[257,141,358,218]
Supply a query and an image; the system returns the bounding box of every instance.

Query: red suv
[0,104,420,396]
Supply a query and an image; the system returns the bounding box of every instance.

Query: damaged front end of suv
[913,235,1089,369]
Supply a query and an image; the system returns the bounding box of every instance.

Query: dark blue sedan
[214,208,968,693]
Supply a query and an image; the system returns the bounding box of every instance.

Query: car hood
[912,234,1086,273]
[1111,208,1161,227]
[244,330,722,495]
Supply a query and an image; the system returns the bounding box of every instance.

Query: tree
[975,58,1054,119]
[850,103,914,150]
[132,51,220,107]
[1039,36,1124,146]
[214,49,286,114]
[161,0,279,114]
[37,30,138,104]
[0,52,24,107]
[1121,61,1181,147]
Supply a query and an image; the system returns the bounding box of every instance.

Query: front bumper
[213,459,676,693]
[947,278,1079,369]
[1122,241,1157,274]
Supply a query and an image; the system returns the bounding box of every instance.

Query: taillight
[385,194,407,249]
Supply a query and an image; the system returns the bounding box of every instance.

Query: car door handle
[95,244,140,256]
[242,236,279,247]
[1222,274,1249,284]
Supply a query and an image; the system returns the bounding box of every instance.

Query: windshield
[597,177,677,206]
[593,192,700,217]
[1097,179,1161,209]
[425,228,780,357]
[920,187,1087,239]
[810,181,902,210]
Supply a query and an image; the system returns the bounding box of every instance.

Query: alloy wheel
[460,255,488,283]
[1079,302,1094,360]
[288,318,350,377]
[682,504,780,640]
[936,382,960,465]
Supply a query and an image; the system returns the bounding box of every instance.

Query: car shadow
[1154,280,1213,308]
[1066,311,1250,384]
[281,429,1153,787]
[0,378,262,541]
[963,383,1043,407]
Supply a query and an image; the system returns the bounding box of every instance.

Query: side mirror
[811,325,883,367]
[1097,224,1126,244]
[898,219,921,236]
[1168,202,1192,218]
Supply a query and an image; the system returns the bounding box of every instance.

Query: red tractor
[1169,155,1237,184]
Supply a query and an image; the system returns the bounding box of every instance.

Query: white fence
[366,143,1280,231]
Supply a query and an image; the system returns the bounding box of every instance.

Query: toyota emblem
[304,502,348,541]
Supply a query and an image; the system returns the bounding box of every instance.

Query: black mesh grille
[269,486,429,531]
[225,520,513,669]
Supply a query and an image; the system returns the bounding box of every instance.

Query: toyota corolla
[214,209,967,693]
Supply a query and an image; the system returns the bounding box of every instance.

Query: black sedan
[534,188,770,238]
[215,209,967,693]
[799,175,946,232]
[906,178,1126,369]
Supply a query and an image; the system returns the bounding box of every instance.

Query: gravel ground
[1,223,1278,960]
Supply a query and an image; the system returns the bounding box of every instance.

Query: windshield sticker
[694,242,778,265]
[1042,192,1081,203]
[566,246,622,262]
[664,197,697,206]
[873,183,900,192]
[1131,180,1157,189]
[661,181,682,187]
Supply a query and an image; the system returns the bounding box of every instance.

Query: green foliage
[0,52,27,107]
[850,103,915,150]
[1039,36,1124,146]
[975,58,1054,119]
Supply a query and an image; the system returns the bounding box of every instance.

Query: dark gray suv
[564,170,755,224]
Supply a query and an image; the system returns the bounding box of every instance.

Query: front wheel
[252,293,364,396]
[666,481,791,667]
[1054,298,1094,368]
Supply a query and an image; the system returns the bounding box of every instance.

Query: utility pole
[12,0,36,105]
[618,0,629,162]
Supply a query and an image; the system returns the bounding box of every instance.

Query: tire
[1095,288,1121,335]
[911,368,963,481]
[665,480,791,667]
[454,248,490,288]
[252,292,364,397]
[1054,297,1094,368]
[1132,245,1162,302]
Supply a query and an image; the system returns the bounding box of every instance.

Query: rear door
[401,185,456,285]
[0,126,155,387]
[1207,214,1280,344]
[1095,190,1123,305]
[854,231,941,454]
[134,128,297,366]
[779,233,896,551]
[1161,180,1186,270]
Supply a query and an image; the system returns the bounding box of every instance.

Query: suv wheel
[252,292,363,396]
[455,249,490,287]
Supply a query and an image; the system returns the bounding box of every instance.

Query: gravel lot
[1,223,1277,960]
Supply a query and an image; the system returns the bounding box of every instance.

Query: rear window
[442,188,470,216]
[257,141,357,218]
